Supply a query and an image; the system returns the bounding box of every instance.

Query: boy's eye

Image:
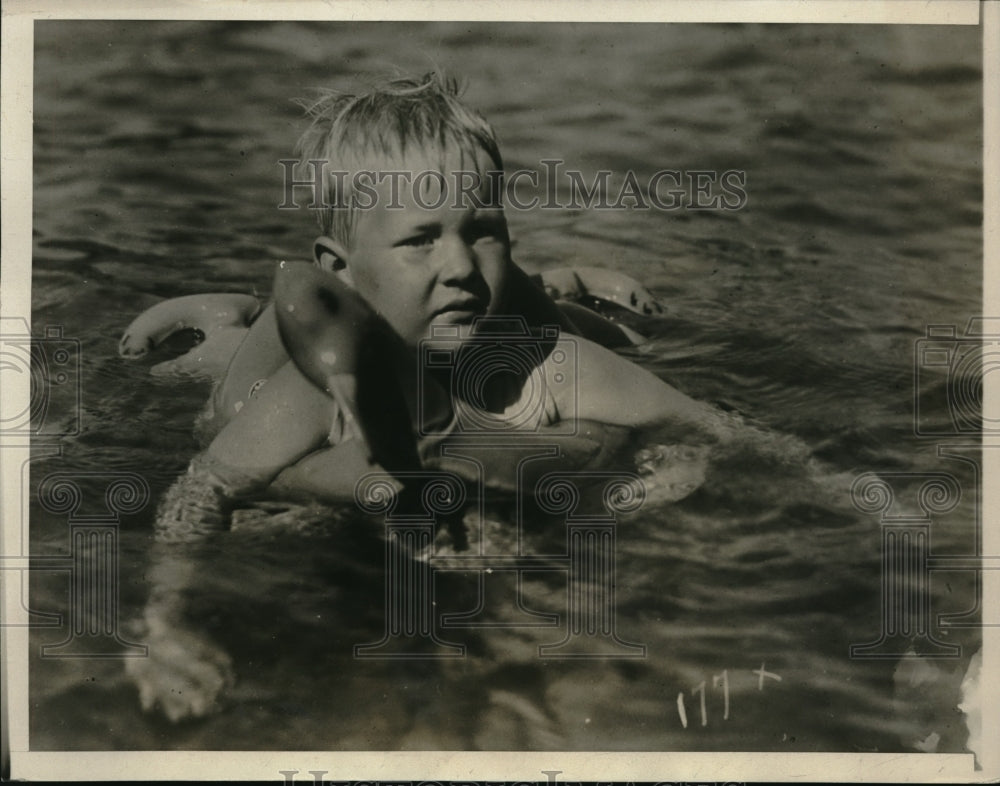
[396,233,435,248]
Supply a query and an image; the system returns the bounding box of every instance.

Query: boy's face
[317,147,511,348]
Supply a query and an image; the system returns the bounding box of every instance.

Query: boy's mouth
[432,297,486,323]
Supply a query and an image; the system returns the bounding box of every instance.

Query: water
[28,21,982,752]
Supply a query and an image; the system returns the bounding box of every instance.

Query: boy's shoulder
[497,332,633,430]
[501,264,664,429]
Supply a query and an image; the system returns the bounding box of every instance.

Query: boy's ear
[313,236,349,276]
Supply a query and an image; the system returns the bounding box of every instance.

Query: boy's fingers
[138,678,156,712]
[187,689,210,718]
[162,692,191,723]
[137,662,226,720]
[126,628,234,720]
[207,648,235,679]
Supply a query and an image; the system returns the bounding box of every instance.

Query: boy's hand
[125,622,235,721]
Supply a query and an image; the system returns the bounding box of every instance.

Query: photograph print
[3,6,993,781]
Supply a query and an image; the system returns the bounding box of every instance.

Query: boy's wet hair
[295,72,503,246]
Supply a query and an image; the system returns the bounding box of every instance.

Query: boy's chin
[422,317,476,346]
[431,311,481,328]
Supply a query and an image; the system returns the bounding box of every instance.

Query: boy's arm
[127,360,336,720]
[207,358,336,482]
[126,529,233,720]
[156,359,338,545]
[143,360,334,625]
[126,472,236,721]
[270,437,388,501]
[566,336,726,437]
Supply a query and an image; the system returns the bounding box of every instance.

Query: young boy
[125,73,724,720]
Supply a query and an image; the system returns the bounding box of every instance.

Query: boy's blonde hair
[295,72,503,246]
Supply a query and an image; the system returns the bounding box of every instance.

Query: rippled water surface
[28,21,982,753]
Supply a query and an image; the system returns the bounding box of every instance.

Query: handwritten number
[713,669,730,720]
[678,666,768,728]
[692,680,707,726]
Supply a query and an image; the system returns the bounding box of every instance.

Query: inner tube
[119,293,261,377]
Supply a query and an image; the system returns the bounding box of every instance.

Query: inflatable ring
[119,293,261,377]
[538,266,665,316]
[273,261,423,474]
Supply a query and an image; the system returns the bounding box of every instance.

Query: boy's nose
[436,235,478,284]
